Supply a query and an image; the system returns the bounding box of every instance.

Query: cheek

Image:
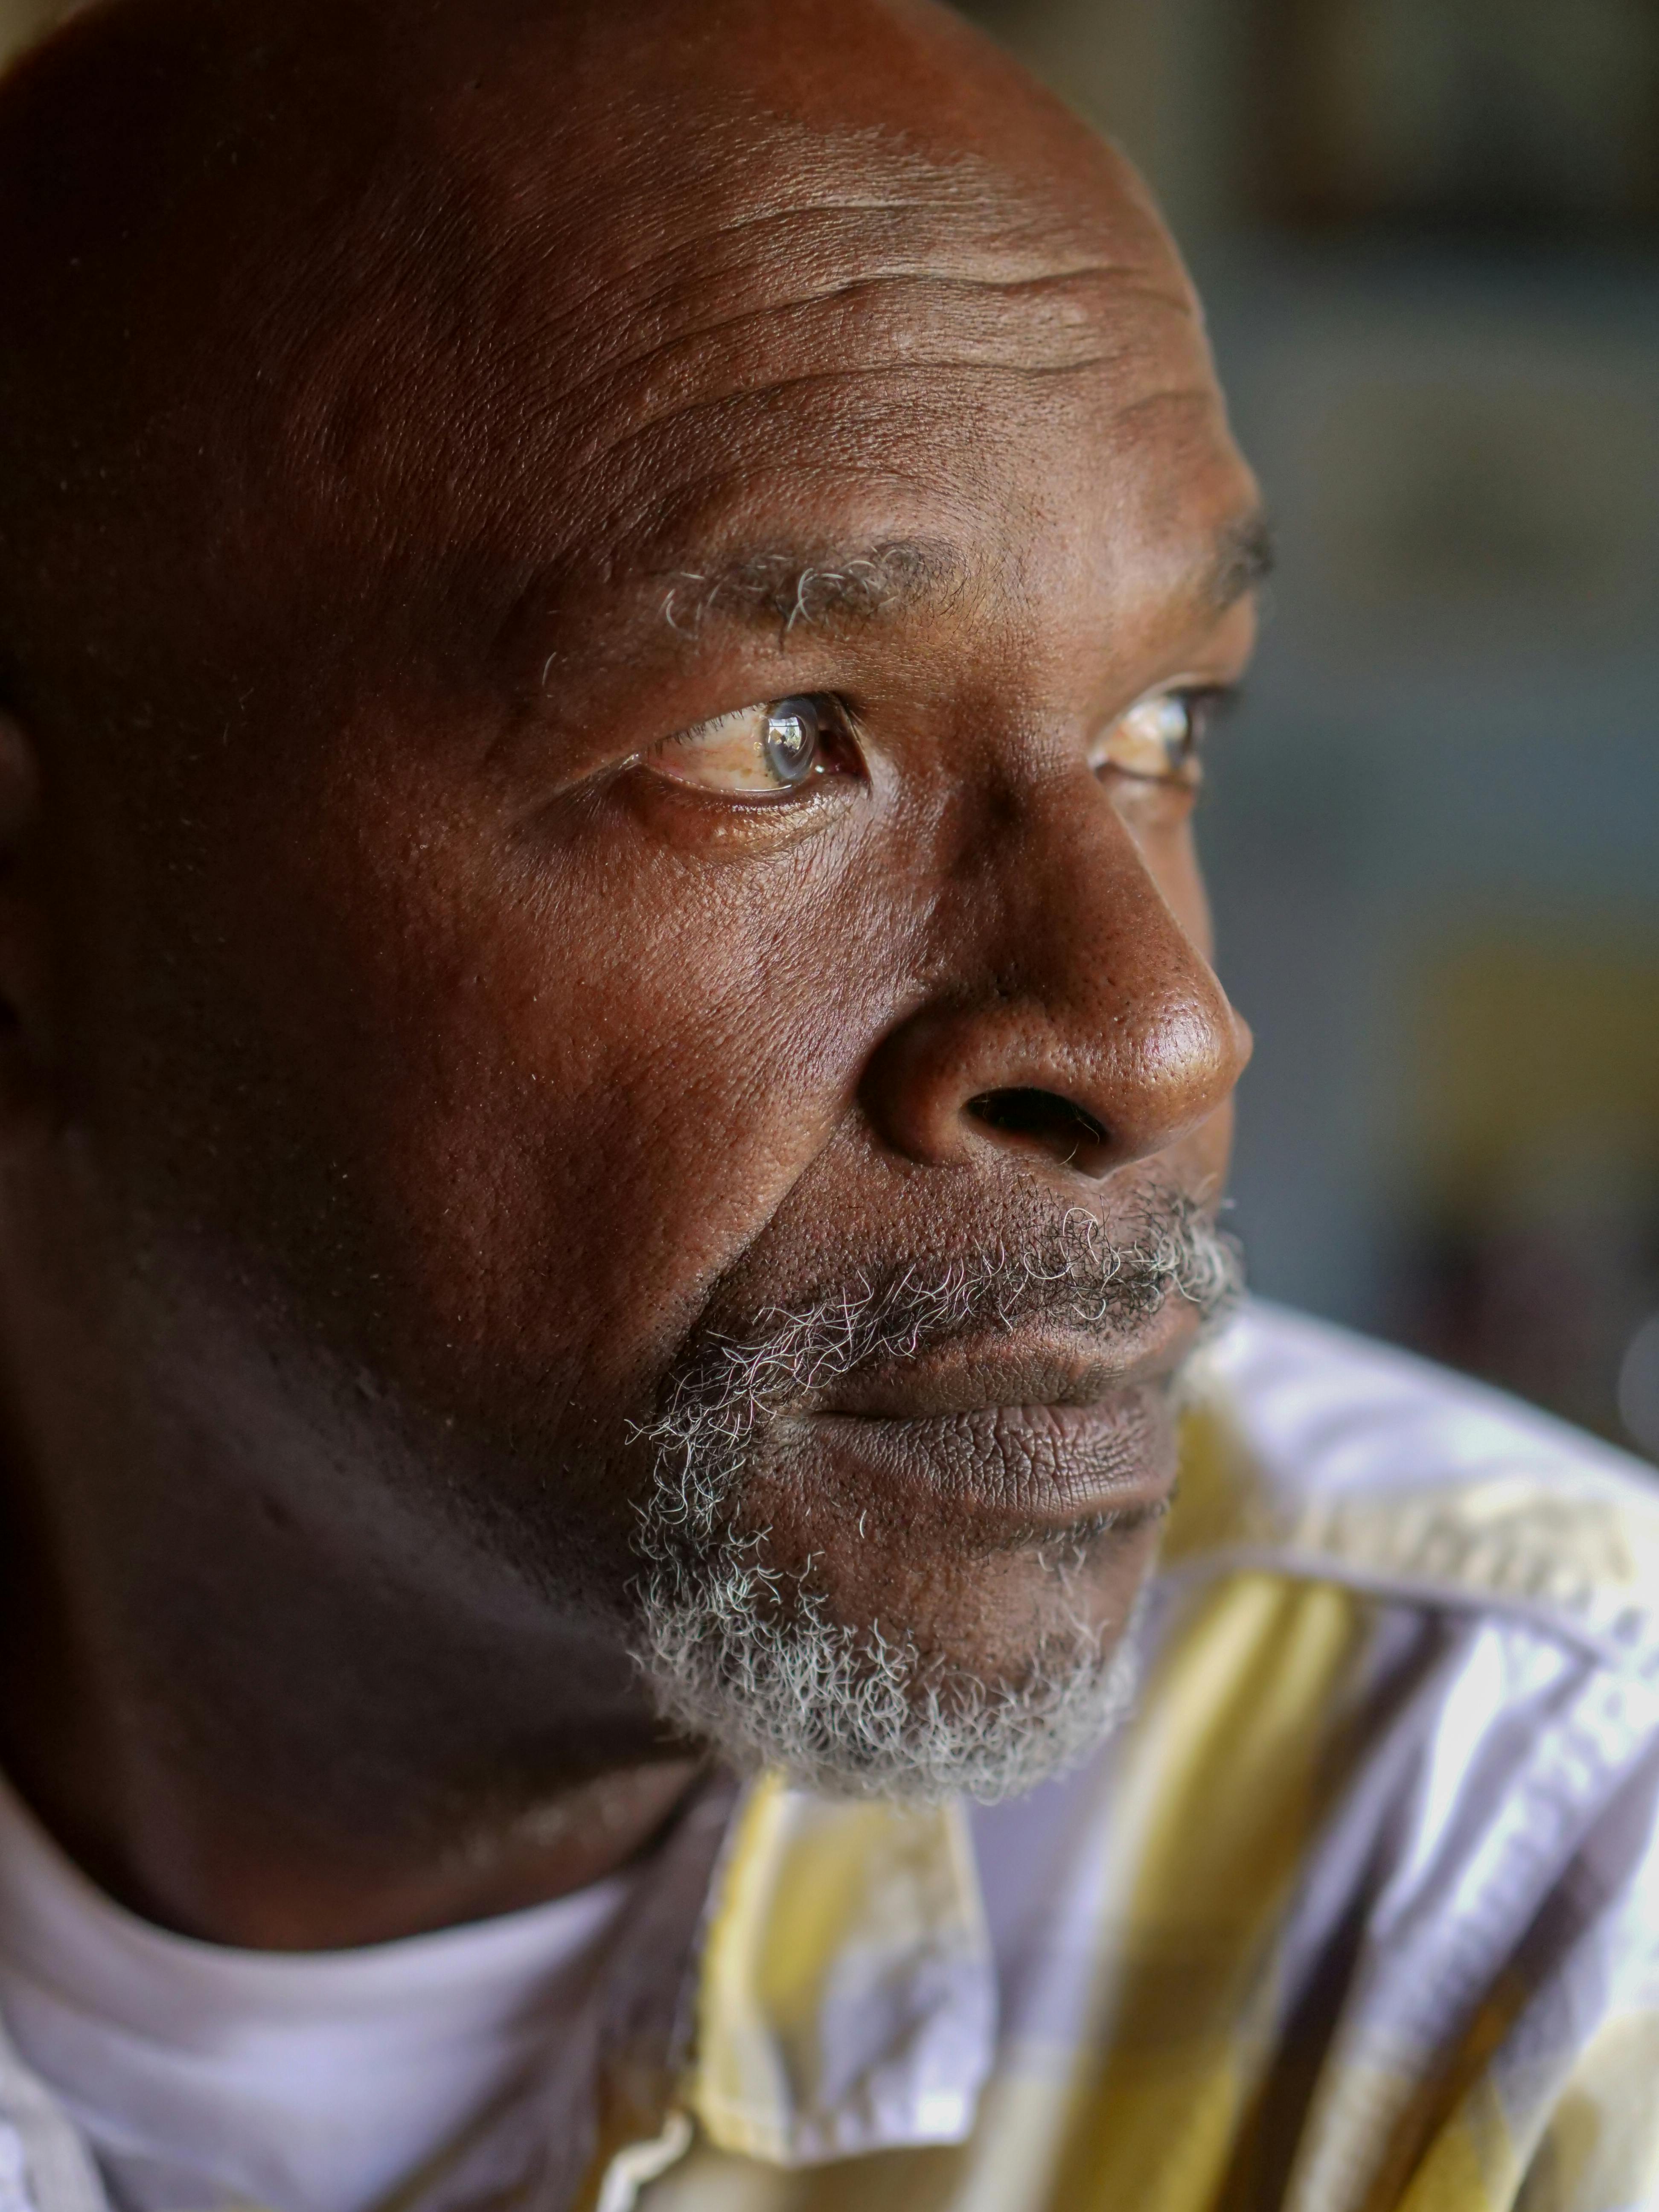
[295,817,904,1412]
[1181,1094,1235,1196]
[1141,813,1214,959]
[1135,820,1235,1191]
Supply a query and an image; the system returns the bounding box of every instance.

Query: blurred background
[2,0,1656,1455]
[955,0,1659,1461]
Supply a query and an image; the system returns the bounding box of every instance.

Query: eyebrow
[656,507,1275,637]
[1205,508,1275,612]
[659,538,965,634]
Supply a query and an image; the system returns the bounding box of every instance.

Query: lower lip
[807,1385,1176,1529]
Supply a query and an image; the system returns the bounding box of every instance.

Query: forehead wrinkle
[536,277,1207,491]
[602,191,1015,288]
[555,122,1173,317]
[253,120,1195,577]
[475,237,1153,441]
[344,256,1193,528]
[571,355,1158,499]
[463,128,1189,412]
[544,268,1196,429]
[597,185,1182,303]
[597,337,1221,473]
[619,261,1187,357]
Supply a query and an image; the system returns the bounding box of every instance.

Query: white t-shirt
[0,1769,631,2212]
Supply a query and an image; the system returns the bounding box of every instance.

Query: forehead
[0,0,1256,752]
[591,167,1225,557]
[267,66,1244,624]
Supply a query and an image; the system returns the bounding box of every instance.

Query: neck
[0,1560,700,1947]
[0,1707,701,1950]
[0,1422,699,1950]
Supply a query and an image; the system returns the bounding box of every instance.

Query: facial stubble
[629,1196,1243,1802]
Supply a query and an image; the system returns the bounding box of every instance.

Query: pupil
[763,698,818,785]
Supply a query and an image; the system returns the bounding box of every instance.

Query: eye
[1089,686,1228,789]
[647,694,859,797]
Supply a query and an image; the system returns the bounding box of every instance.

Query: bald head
[0,0,1185,753]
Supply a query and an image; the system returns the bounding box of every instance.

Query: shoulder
[1171,1300,1659,1676]
[975,1310,1659,2060]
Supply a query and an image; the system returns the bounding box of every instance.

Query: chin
[629,1499,1157,1803]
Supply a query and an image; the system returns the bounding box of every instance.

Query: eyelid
[644,691,862,798]
[1089,679,1234,785]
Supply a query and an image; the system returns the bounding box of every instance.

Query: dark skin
[0,0,1260,1947]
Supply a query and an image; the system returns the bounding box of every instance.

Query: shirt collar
[687,1777,995,2167]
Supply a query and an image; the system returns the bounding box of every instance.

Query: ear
[0,711,52,1156]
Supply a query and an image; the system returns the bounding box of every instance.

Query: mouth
[799,1301,1196,1539]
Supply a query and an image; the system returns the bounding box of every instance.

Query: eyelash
[644,679,1237,808]
[1178,684,1236,748]
[645,692,864,803]
[1092,683,1237,789]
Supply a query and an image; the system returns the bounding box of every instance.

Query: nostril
[966,1087,1110,1167]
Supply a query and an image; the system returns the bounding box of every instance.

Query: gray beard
[628,1196,1243,1804]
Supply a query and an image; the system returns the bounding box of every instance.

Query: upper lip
[811,1301,1199,1422]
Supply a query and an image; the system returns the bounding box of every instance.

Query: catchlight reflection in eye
[1090,688,1220,788]
[650,694,856,796]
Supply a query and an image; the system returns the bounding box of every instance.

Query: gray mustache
[638,1193,1243,1543]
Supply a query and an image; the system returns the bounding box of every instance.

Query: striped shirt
[2,1303,1657,2212]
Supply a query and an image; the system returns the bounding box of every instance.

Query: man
[0,0,1654,2207]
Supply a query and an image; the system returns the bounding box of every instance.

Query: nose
[862,784,1251,1183]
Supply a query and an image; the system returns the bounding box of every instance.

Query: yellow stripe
[1518,2014,1659,2210]
[1160,1400,1277,1566]
[691,1778,984,2163]
[1391,2081,1514,2212]
[1047,1572,1367,2212]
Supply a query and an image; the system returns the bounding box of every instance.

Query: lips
[812,1390,1175,1525]
[799,1307,1195,1534]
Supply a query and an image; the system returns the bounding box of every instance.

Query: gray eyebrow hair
[656,509,1272,636]
[659,538,966,635]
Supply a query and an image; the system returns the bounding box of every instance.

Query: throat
[0,1763,642,2212]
